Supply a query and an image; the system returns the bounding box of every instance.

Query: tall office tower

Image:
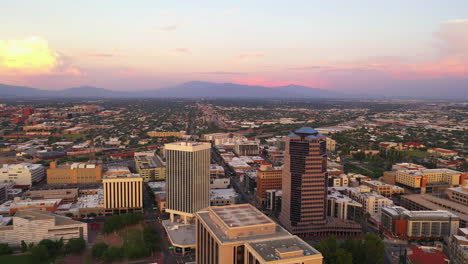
[165,141,211,223]
[195,204,323,264]
[279,127,328,236]
[103,174,143,213]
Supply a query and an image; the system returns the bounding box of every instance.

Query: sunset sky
[1,0,467,96]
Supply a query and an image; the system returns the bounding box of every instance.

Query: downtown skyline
[1,0,467,97]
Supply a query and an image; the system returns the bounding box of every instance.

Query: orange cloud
[0,37,83,76]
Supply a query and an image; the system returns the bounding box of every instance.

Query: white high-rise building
[165,142,211,223]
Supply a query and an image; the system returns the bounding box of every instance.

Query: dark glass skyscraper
[279,127,328,236]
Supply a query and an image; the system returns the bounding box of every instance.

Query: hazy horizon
[1,1,468,97]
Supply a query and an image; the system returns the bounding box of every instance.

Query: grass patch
[403,151,431,158]
[0,254,33,264]
[63,134,86,139]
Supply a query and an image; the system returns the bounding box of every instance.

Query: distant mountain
[144,81,339,98]
[57,86,131,97]
[0,84,54,98]
[0,81,342,99]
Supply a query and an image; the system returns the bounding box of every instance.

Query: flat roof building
[0,163,45,187]
[103,174,143,214]
[166,141,211,223]
[381,206,459,239]
[47,162,102,185]
[196,204,323,264]
[134,153,166,181]
[0,209,88,247]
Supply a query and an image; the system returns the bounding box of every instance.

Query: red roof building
[407,246,449,264]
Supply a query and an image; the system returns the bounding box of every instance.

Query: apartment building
[362,180,405,197]
[0,163,45,187]
[327,191,362,221]
[381,206,459,239]
[47,162,102,184]
[348,187,394,217]
[396,169,462,193]
[449,228,468,264]
[134,152,166,181]
[195,204,323,264]
[0,210,88,246]
[447,185,468,206]
[256,164,282,206]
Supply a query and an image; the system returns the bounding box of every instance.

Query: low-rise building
[381,206,459,239]
[234,140,259,156]
[447,185,468,206]
[0,198,62,215]
[400,194,468,228]
[449,228,468,264]
[47,162,102,184]
[0,210,88,246]
[348,187,393,218]
[428,148,458,157]
[210,164,225,178]
[134,152,166,181]
[147,131,186,138]
[25,188,78,203]
[0,163,45,187]
[396,169,462,193]
[406,245,449,264]
[327,190,362,221]
[210,188,237,206]
[362,180,405,197]
[210,178,230,189]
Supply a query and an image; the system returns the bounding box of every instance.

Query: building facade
[256,164,282,206]
[381,206,460,239]
[0,210,88,246]
[47,162,102,184]
[279,127,328,236]
[235,141,260,156]
[195,204,323,264]
[165,142,211,223]
[103,174,143,213]
[0,163,45,186]
[134,152,166,181]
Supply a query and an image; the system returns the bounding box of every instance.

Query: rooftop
[294,127,318,134]
[407,246,449,264]
[162,220,196,247]
[210,188,237,200]
[211,204,272,228]
[247,236,322,262]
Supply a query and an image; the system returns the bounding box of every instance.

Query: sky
[0,0,467,96]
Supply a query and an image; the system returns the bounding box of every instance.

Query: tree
[334,248,353,264]
[0,243,12,255]
[21,240,28,252]
[31,244,49,262]
[92,243,109,258]
[316,236,338,263]
[364,234,385,264]
[103,246,123,262]
[65,238,86,254]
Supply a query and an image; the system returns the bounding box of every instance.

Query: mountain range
[0,81,342,99]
